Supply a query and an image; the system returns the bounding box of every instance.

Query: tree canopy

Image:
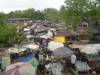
[44,8,60,23]
[0,25,18,47]
[64,0,100,28]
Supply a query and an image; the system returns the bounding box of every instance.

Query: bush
[0,25,17,47]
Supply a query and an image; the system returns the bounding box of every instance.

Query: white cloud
[0,0,65,13]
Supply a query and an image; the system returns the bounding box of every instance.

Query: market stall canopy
[80,44,99,54]
[3,62,36,75]
[23,44,39,50]
[53,47,73,57]
[48,41,64,51]
[7,47,26,53]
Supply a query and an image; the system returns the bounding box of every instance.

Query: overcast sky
[0,0,65,13]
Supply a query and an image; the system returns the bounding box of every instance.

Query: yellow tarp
[54,36,65,43]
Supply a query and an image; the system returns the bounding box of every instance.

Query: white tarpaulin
[81,44,99,54]
[23,28,30,32]
[24,44,39,50]
[7,47,26,53]
[46,30,53,37]
[48,41,64,51]
[26,35,33,39]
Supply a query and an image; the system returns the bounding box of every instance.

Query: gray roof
[53,47,73,57]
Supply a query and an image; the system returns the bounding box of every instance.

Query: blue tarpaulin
[19,53,35,62]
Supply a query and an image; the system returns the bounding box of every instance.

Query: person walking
[37,60,46,75]
[70,54,77,70]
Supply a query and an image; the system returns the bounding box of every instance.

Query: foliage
[60,5,66,21]
[43,8,60,23]
[0,12,6,24]
[0,25,17,47]
[64,0,100,28]
[34,10,45,20]
[7,8,45,21]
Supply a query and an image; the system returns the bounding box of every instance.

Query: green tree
[65,0,90,16]
[0,25,17,47]
[7,10,24,18]
[7,8,45,20]
[0,12,6,24]
[64,0,91,29]
[60,5,66,21]
[44,8,60,23]
[23,8,35,19]
[33,10,45,20]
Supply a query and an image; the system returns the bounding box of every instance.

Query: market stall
[79,44,100,73]
[7,47,30,63]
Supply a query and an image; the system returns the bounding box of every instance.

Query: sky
[0,0,65,13]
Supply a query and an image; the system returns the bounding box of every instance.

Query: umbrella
[3,62,36,75]
[53,47,73,57]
